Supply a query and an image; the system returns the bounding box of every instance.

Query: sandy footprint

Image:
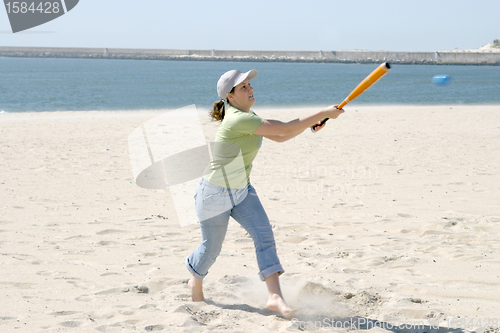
[144,324,165,331]
[96,229,127,235]
[60,321,82,328]
[95,285,148,296]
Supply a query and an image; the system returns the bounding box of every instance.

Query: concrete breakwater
[1,46,499,65]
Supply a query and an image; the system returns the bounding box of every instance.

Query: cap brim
[234,69,258,87]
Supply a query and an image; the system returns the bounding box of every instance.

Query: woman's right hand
[322,105,345,119]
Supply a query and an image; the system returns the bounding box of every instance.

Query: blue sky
[1,0,499,51]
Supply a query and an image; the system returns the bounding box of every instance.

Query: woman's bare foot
[188,277,204,302]
[266,293,296,318]
[264,272,296,318]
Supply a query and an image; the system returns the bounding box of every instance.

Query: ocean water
[1,57,500,113]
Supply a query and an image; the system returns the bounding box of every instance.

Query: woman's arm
[262,120,329,143]
[263,130,305,143]
[253,105,344,136]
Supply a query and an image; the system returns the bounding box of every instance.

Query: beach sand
[1,105,499,332]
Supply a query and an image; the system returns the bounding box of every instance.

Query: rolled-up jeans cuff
[185,257,206,280]
[258,264,284,281]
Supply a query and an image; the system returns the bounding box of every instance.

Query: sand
[1,105,499,333]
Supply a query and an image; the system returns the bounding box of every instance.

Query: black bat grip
[311,117,329,133]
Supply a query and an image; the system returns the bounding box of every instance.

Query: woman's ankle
[188,277,205,302]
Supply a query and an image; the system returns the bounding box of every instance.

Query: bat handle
[311,118,329,132]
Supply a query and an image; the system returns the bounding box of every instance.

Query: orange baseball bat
[312,62,391,132]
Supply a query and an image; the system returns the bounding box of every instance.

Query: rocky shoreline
[1,46,499,65]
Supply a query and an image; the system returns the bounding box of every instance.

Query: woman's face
[228,78,255,112]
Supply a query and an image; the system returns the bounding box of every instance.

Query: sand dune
[1,105,499,332]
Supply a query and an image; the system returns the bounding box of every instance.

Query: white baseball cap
[217,69,258,100]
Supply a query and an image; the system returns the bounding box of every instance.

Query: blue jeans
[186,178,284,281]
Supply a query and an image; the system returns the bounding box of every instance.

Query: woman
[186,69,344,318]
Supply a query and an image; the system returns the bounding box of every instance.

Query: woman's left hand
[313,120,327,131]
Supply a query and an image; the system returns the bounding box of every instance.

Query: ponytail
[210,99,225,121]
[209,87,234,121]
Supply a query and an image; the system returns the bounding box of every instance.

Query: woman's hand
[311,105,344,132]
[322,105,345,119]
[311,120,327,132]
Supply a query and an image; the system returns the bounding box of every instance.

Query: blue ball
[432,75,452,86]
